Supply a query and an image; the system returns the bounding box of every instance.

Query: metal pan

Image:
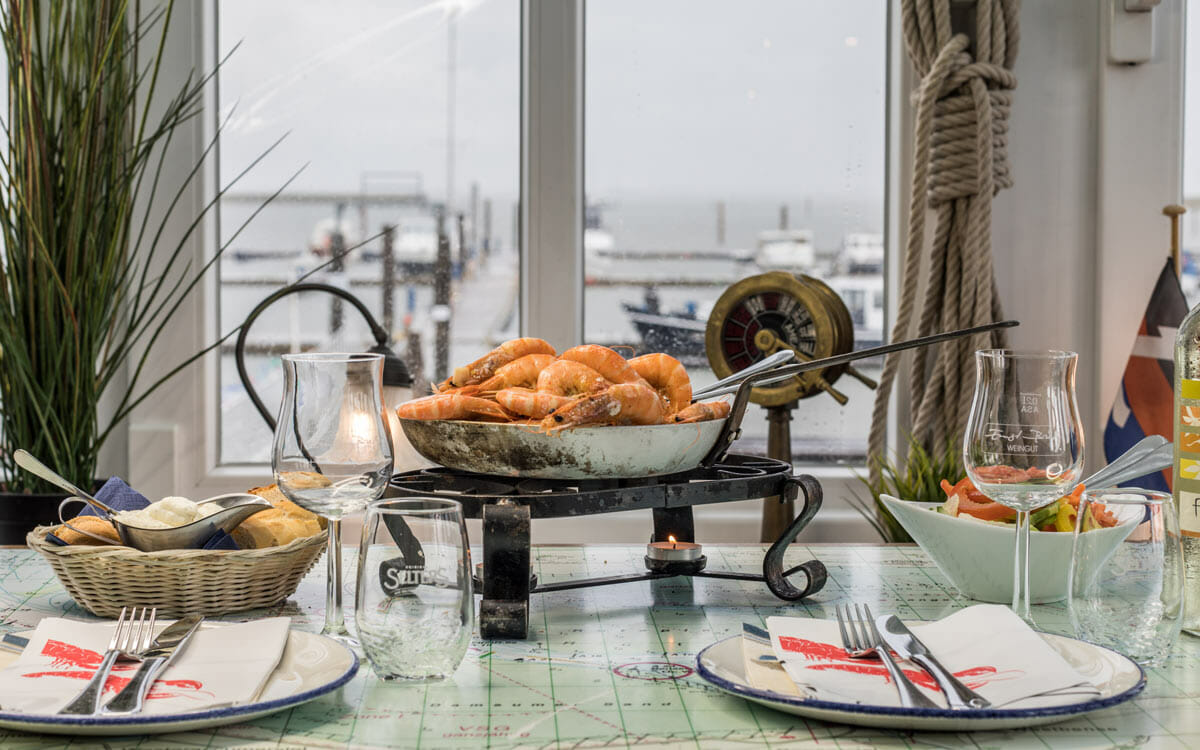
[401,319,1020,480]
[400,417,728,479]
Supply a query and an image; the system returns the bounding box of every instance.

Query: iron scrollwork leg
[762,474,828,601]
[480,501,532,639]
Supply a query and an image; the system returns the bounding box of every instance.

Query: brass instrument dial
[705,272,856,407]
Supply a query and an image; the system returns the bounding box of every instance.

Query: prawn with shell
[396,338,733,479]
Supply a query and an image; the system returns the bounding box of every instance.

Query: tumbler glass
[356,498,473,679]
[1068,489,1184,666]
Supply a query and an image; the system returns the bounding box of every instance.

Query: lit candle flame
[668,534,677,550]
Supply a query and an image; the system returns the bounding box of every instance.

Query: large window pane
[216,0,518,464]
[585,1,886,464]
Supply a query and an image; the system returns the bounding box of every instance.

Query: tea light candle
[646,535,703,562]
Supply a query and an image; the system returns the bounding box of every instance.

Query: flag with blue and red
[1103,256,1188,492]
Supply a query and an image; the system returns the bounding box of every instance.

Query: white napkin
[0,617,291,716]
[767,605,1102,709]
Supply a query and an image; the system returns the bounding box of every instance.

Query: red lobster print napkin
[766,605,1101,709]
[0,617,290,715]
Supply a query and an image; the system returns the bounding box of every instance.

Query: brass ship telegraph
[705,271,880,540]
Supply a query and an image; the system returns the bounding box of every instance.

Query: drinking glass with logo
[356,499,472,680]
[963,350,1084,623]
[272,353,394,642]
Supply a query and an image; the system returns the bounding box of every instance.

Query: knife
[101,614,204,715]
[876,615,991,710]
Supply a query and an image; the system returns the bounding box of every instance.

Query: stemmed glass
[963,350,1083,623]
[272,353,394,642]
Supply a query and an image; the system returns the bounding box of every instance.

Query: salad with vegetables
[937,477,1118,532]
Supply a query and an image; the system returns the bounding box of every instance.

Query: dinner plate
[694,632,1145,731]
[0,628,357,736]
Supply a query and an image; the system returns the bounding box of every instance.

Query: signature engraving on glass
[983,423,1058,456]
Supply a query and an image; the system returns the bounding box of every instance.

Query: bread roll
[55,515,122,545]
[232,484,325,549]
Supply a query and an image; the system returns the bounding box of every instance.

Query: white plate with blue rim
[694,628,1145,731]
[0,627,357,736]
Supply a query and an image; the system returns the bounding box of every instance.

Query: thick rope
[869,0,1019,481]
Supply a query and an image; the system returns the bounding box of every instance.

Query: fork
[58,607,156,715]
[835,603,939,710]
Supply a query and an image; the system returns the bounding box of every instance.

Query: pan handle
[698,319,1018,467]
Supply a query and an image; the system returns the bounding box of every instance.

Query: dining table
[0,541,1194,749]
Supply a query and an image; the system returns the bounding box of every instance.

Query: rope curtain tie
[924,41,1017,203]
[869,0,1019,483]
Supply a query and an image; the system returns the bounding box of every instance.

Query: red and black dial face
[720,292,816,371]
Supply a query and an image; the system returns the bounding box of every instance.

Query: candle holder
[645,536,706,575]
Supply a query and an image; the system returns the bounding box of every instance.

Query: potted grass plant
[0,1,291,541]
[848,436,964,543]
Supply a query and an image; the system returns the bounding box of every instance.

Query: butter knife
[876,615,990,710]
[101,615,204,715]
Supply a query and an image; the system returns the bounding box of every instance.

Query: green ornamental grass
[0,0,305,492]
[849,436,963,543]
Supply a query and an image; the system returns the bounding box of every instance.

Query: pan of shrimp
[394,338,734,479]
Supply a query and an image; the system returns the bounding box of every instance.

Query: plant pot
[0,492,67,545]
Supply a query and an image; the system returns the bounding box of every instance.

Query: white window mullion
[520,0,584,350]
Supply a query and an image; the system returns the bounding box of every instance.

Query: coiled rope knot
[868,0,1020,484]
[920,34,1017,205]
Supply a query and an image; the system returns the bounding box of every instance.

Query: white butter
[114,496,214,530]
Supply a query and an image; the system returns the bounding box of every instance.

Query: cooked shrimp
[396,394,512,422]
[628,353,692,413]
[557,345,649,387]
[439,338,556,390]
[535,359,610,396]
[541,383,666,430]
[495,388,576,418]
[471,354,556,392]
[672,400,731,424]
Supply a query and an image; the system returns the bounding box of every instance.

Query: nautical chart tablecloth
[0,543,1196,749]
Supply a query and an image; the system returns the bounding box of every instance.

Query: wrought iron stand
[389,455,827,639]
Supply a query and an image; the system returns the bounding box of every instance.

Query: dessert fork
[59,607,156,715]
[834,603,939,709]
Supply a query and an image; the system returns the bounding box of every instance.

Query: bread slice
[233,484,325,549]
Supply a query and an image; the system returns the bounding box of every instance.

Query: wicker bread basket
[27,526,327,617]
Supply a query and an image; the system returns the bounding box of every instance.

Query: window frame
[129,0,906,539]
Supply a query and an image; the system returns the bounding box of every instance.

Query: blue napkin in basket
[46,477,239,550]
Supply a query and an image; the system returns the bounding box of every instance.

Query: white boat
[755,229,816,273]
[391,216,462,269]
[828,273,884,351]
[307,217,363,263]
[839,232,884,274]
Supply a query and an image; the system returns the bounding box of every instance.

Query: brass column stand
[760,402,797,542]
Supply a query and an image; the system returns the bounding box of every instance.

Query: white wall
[992,0,1182,469]
[991,0,1102,444]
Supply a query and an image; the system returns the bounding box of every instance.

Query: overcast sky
[217,0,886,207]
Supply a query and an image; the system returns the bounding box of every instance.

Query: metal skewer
[699,319,1019,465]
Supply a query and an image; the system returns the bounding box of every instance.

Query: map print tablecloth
[0,544,1195,749]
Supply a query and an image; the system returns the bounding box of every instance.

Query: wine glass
[272,352,394,641]
[963,350,1083,623]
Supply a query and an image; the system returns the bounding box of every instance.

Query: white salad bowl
[880,494,1139,604]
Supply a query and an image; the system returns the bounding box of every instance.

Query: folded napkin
[766,605,1102,709]
[0,617,291,715]
[46,477,238,550]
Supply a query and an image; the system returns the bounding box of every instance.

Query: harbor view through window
[585,1,885,462]
[215,0,885,466]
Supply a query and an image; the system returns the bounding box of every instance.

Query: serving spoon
[15,450,271,552]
